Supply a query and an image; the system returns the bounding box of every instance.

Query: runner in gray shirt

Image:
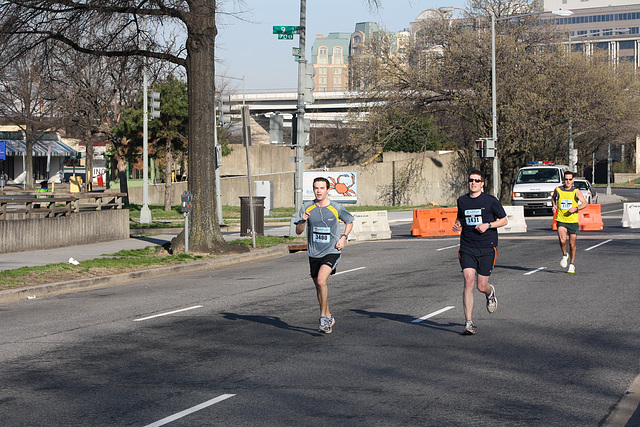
[295,177,354,334]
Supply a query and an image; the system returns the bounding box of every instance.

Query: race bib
[312,226,331,244]
[464,209,483,226]
[560,199,573,210]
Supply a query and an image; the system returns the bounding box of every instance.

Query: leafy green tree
[148,75,189,210]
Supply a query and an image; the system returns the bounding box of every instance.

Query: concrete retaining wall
[0,210,129,254]
[127,147,465,208]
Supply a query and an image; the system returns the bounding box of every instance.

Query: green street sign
[273,26,299,35]
[278,34,294,40]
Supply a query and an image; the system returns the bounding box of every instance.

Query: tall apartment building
[542,1,640,66]
[311,32,351,93]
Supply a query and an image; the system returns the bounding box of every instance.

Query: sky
[215,0,466,92]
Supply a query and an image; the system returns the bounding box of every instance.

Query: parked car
[573,178,598,204]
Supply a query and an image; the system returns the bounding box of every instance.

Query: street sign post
[273,26,299,35]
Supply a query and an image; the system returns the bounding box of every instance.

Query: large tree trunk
[117,155,129,205]
[183,0,228,253]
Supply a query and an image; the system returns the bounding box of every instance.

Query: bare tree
[0,46,61,188]
[53,48,146,196]
[349,1,640,200]
[0,1,235,253]
[0,0,383,252]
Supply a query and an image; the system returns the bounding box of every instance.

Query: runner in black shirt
[452,170,508,335]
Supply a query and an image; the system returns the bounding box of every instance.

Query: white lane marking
[134,306,203,322]
[335,267,366,276]
[524,267,547,276]
[437,244,459,251]
[412,306,455,323]
[144,394,235,427]
[585,239,613,251]
[603,208,623,214]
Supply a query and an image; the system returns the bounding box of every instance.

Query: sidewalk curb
[604,373,640,426]
[0,244,290,305]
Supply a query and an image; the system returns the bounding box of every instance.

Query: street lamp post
[140,72,152,224]
[489,9,573,198]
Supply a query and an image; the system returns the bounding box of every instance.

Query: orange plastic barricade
[411,208,461,237]
[552,204,603,231]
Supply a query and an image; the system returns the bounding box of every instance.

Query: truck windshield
[516,168,561,184]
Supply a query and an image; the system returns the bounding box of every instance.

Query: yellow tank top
[556,187,579,223]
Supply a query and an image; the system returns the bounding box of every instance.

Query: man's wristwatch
[341,234,348,239]
[487,223,492,229]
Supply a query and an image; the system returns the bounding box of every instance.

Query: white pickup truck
[511,163,570,214]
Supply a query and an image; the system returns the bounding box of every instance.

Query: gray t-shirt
[295,200,354,258]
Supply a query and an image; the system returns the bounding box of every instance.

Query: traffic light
[216,94,231,125]
[304,63,316,104]
[474,139,484,158]
[292,116,311,146]
[149,91,161,119]
[474,138,496,158]
[483,138,496,158]
[270,113,284,144]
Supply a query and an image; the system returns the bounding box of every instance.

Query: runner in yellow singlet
[551,170,588,273]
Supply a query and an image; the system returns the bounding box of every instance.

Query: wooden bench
[0,196,74,220]
[72,192,125,212]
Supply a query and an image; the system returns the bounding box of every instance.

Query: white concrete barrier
[348,211,392,241]
[621,202,640,228]
[499,206,527,233]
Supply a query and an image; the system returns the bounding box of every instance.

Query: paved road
[0,189,639,426]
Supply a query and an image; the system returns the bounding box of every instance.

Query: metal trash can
[240,196,265,237]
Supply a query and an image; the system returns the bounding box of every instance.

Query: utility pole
[290,0,307,236]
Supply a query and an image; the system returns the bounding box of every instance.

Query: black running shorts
[308,253,341,279]
[458,247,497,277]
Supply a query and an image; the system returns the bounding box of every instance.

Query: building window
[319,76,327,84]
[334,87,342,92]
[334,67,341,74]
[333,47,343,64]
[318,47,328,64]
[333,76,342,84]
[619,41,635,50]
[319,67,327,74]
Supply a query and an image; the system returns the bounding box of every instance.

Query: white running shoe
[486,285,497,314]
[568,264,576,274]
[462,320,476,335]
[318,316,335,333]
[560,254,569,268]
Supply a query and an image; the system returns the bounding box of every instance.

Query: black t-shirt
[457,192,507,249]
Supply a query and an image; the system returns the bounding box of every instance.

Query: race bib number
[312,226,331,244]
[560,199,573,210]
[464,209,483,226]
